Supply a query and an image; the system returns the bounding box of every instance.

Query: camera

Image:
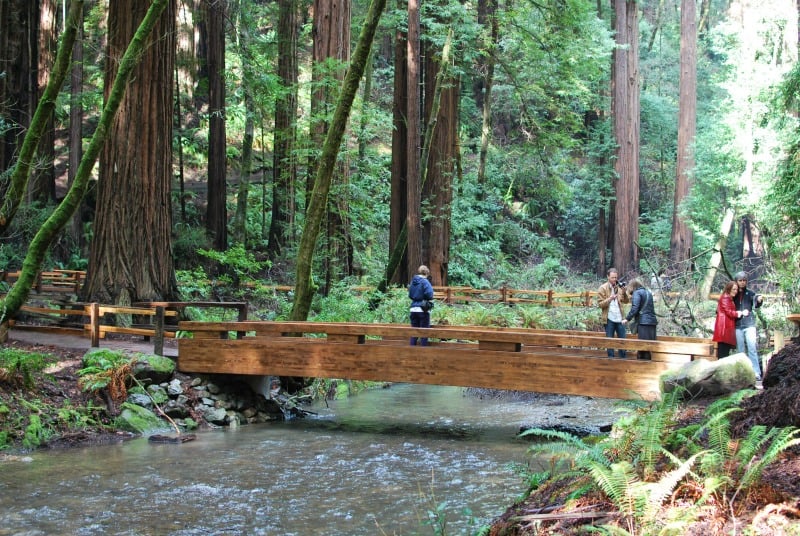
[618,281,627,288]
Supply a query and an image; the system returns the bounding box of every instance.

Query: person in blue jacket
[622,278,657,360]
[408,265,434,346]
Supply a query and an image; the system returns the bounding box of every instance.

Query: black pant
[717,342,736,358]
[637,324,656,360]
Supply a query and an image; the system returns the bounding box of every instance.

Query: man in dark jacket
[733,271,763,383]
[408,265,435,346]
[623,279,657,360]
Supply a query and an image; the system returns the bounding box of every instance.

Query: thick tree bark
[83,0,177,305]
[611,0,640,276]
[267,0,299,258]
[205,0,227,251]
[422,31,457,286]
[669,0,696,266]
[1,0,168,340]
[388,26,409,285]
[290,0,387,320]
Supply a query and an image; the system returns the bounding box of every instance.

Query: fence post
[88,302,100,347]
[236,303,247,339]
[154,306,165,356]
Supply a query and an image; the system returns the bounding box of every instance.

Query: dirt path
[7,329,178,357]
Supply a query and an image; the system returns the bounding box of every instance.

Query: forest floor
[489,340,800,535]
[2,332,800,534]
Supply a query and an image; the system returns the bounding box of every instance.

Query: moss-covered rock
[132,354,175,385]
[115,402,167,433]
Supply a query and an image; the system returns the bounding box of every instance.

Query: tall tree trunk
[232,0,256,246]
[310,0,352,292]
[267,0,299,259]
[422,31,457,286]
[1,0,168,340]
[389,24,409,285]
[669,0,696,266]
[476,0,498,193]
[28,0,58,205]
[68,2,86,254]
[205,0,227,251]
[291,0,387,320]
[405,0,422,277]
[84,0,177,305]
[611,0,640,276]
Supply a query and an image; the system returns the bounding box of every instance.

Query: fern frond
[589,461,641,518]
[644,450,707,507]
[737,427,800,491]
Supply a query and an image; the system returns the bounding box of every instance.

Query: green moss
[139,354,175,375]
[114,402,166,433]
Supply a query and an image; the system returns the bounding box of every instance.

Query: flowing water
[0,384,623,535]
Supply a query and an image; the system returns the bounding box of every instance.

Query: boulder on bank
[660,353,755,398]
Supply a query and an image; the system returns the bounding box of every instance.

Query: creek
[0,384,622,535]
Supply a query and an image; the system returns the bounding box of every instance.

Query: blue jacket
[733,287,761,329]
[626,287,657,326]
[408,274,434,307]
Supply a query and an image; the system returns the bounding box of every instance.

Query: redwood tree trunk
[205,0,227,251]
[311,0,352,291]
[611,0,640,276]
[267,0,299,258]
[669,0,696,266]
[389,27,409,285]
[84,0,177,304]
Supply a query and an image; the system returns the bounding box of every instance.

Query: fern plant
[77,349,135,405]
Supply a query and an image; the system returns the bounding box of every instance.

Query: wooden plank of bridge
[177,321,716,400]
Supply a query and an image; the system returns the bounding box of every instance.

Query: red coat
[713,294,737,346]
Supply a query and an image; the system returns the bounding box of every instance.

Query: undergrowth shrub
[0,348,51,389]
[519,391,800,534]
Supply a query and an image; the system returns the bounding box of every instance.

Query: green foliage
[78,350,135,403]
[22,414,50,450]
[198,243,271,281]
[0,347,51,389]
[520,391,800,534]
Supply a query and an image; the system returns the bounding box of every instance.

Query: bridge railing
[175,321,718,400]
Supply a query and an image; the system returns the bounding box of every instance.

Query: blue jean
[410,311,431,346]
[605,321,627,358]
[736,326,761,380]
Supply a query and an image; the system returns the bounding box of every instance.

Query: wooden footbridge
[176,321,718,400]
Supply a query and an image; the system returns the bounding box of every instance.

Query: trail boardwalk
[176,321,716,400]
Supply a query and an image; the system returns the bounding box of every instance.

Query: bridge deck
[176,322,717,400]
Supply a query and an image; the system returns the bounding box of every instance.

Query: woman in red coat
[713,281,748,358]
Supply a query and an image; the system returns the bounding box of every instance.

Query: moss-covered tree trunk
[290,0,387,320]
[0,0,169,341]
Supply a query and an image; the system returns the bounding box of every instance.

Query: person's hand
[742,310,749,317]
[757,294,763,304]
[621,319,627,324]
